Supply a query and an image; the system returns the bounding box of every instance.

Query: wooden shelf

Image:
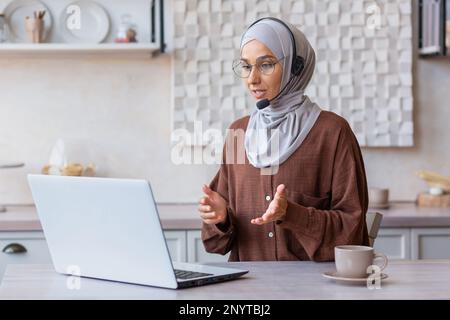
[0,43,161,57]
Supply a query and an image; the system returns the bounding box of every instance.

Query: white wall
[0,53,448,205]
[0,56,216,204]
[363,1,450,201]
[0,0,448,206]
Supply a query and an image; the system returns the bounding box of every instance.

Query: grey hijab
[242,19,322,168]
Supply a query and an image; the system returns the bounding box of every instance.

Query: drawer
[187,230,229,263]
[0,232,52,279]
[164,230,187,262]
[374,228,411,260]
[411,228,450,259]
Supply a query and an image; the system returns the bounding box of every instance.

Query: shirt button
[268,232,274,238]
[265,195,271,201]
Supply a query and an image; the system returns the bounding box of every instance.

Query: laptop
[27,174,248,289]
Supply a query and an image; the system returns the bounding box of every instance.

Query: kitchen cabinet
[374,228,411,260]
[175,228,450,262]
[411,228,450,259]
[163,231,187,262]
[0,229,227,280]
[3,225,450,281]
[187,230,230,263]
[374,227,450,260]
[0,231,51,279]
[164,230,229,263]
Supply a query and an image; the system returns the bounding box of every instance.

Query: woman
[198,17,369,262]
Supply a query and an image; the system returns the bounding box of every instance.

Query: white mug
[335,245,388,278]
[368,187,389,207]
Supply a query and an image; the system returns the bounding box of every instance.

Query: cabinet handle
[2,243,27,254]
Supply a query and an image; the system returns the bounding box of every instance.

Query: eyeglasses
[232,57,284,78]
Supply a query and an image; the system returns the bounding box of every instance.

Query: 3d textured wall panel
[172,0,413,147]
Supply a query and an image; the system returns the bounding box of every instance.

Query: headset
[247,17,305,77]
[245,17,305,109]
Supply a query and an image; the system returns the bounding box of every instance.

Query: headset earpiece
[291,56,305,76]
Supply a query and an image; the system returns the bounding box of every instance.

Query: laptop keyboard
[174,269,213,280]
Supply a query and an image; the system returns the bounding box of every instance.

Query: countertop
[1,202,450,231]
[1,260,450,299]
[0,204,201,231]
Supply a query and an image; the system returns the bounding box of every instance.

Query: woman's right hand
[198,184,228,225]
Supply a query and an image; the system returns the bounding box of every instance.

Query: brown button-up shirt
[201,111,369,262]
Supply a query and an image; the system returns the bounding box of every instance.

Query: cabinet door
[187,230,229,263]
[163,231,186,262]
[0,231,52,279]
[373,228,411,260]
[411,228,450,259]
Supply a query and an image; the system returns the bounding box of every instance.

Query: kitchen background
[0,0,449,206]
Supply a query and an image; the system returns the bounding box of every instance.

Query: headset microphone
[256,99,270,110]
[255,75,293,110]
[255,74,296,110]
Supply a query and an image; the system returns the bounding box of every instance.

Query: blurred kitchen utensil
[42,139,96,177]
[417,192,450,207]
[0,13,10,43]
[83,163,96,176]
[115,13,138,43]
[25,14,44,43]
[3,0,52,43]
[48,138,67,168]
[416,170,450,207]
[368,187,389,209]
[416,170,450,193]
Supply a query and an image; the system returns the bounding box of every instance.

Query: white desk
[1,260,450,299]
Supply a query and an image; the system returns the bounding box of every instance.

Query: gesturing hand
[198,184,228,225]
[251,184,288,225]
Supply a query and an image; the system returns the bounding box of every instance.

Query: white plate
[3,0,53,43]
[369,203,390,209]
[322,271,388,285]
[60,0,110,44]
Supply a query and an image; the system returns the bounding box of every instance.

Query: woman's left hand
[251,184,288,225]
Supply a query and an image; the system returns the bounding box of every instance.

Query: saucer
[322,271,388,284]
[368,203,390,209]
